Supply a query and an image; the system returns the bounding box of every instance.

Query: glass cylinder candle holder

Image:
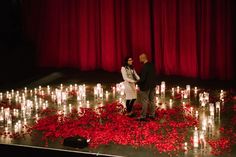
[74,84,78,90]
[60,84,63,90]
[105,91,109,100]
[69,84,73,92]
[155,85,160,95]
[155,97,159,105]
[161,81,165,95]
[186,85,190,97]
[199,131,206,149]
[177,86,180,94]
[171,87,175,96]
[215,101,220,113]
[0,109,4,122]
[86,101,90,108]
[184,142,188,151]
[63,105,67,114]
[204,92,209,103]
[69,104,72,113]
[194,87,198,95]
[0,93,3,101]
[112,87,116,96]
[220,90,224,100]
[209,103,214,115]
[193,127,199,148]
[190,107,193,114]
[183,90,188,99]
[195,111,199,118]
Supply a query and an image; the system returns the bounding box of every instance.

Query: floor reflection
[0,82,235,156]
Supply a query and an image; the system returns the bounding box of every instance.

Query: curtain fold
[21,0,234,80]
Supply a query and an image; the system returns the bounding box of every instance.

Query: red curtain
[21,0,234,80]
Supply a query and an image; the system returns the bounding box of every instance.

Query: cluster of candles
[0,82,226,152]
[0,83,127,133]
[192,93,223,150]
[154,82,225,151]
[155,82,196,109]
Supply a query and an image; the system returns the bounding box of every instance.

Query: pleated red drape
[21,0,234,80]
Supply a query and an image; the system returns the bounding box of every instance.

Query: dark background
[0,0,36,85]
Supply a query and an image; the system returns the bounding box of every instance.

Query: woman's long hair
[123,56,134,69]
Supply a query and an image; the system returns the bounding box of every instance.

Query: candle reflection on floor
[0,81,234,156]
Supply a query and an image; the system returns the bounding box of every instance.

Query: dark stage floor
[0,69,236,157]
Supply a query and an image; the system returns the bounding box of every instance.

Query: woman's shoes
[127,112,136,117]
[125,112,135,117]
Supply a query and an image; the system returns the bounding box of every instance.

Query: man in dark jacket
[137,53,156,121]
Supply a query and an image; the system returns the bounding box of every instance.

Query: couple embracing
[121,53,156,121]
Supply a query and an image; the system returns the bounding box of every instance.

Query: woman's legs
[126,100,131,113]
[126,99,136,116]
[129,99,136,112]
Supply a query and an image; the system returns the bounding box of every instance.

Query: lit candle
[14,123,19,133]
[209,103,214,116]
[194,87,198,94]
[155,85,160,95]
[119,98,123,104]
[199,131,206,149]
[112,87,116,97]
[34,88,37,94]
[183,90,188,99]
[186,85,190,97]
[47,85,50,95]
[161,81,165,95]
[201,101,206,107]
[156,97,159,105]
[69,104,72,112]
[69,84,73,92]
[63,104,67,114]
[171,87,175,96]
[74,84,78,90]
[216,101,220,112]
[24,87,27,95]
[39,86,42,92]
[190,107,193,114]
[195,111,198,118]
[11,89,14,96]
[220,90,224,100]
[184,142,188,151]
[204,92,209,103]
[105,91,109,100]
[0,107,4,122]
[24,118,27,125]
[193,127,199,148]
[208,115,214,133]
[35,114,39,121]
[42,103,46,110]
[202,118,207,132]
[86,101,90,108]
[177,86,180,94]
[5,127,8,133]
[0,92,3,101]
[135,85,138,90]
[30,90,33,96]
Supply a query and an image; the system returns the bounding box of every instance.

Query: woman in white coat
[121,56,140,116]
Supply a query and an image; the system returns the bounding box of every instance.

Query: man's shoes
[128,113,136,118]
[147,115,156,120]
[136,117,147,122]
[149,116,155,120]
[125,112,136,118]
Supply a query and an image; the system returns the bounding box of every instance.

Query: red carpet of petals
[27,103,199,155]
